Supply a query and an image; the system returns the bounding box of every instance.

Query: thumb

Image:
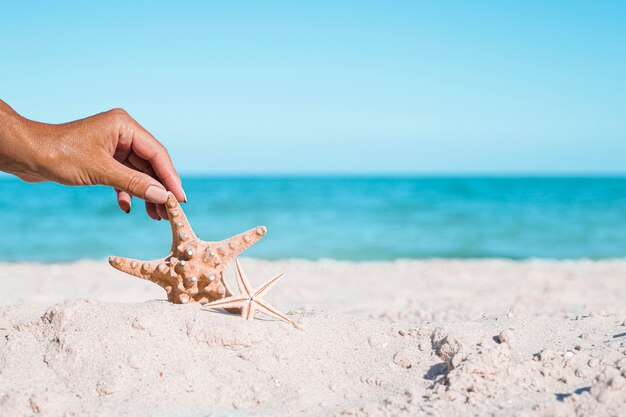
[99,160,169,204]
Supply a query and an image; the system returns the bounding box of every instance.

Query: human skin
[0,99,185,220]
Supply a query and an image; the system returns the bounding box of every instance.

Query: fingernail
[182,189,188,203]
[145,185,169,204]
[125,208,130,214]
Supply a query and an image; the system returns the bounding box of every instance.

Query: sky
[1,1,625,175]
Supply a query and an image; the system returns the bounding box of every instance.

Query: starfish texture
[203,259,293,325]
[109,192,267,304]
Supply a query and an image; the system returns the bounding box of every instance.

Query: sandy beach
[0,259,625,416]
[2,0,626,416]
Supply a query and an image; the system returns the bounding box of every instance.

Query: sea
[0,176,625,262]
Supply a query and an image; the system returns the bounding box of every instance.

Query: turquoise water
[0,176,625,262]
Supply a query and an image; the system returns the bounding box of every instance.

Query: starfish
[203,259,293,325]
[109,192,267,304]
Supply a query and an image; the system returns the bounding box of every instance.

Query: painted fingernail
[145,185,169,204]
[181,189,188,203]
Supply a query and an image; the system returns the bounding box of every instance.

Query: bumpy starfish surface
[109,192,267,304]
[203,259,293,325]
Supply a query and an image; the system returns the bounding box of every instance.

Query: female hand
[0,100,185,220]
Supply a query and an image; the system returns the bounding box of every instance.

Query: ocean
[0,176,625,262]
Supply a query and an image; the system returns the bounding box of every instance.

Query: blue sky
[1,1,625,174]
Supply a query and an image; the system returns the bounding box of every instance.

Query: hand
[0,100,185,220]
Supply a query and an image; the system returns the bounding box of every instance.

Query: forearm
[0,100,37,176]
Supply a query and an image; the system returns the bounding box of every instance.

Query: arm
[0,100,185,220]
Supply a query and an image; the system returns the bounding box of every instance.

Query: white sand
[0,259,625,416]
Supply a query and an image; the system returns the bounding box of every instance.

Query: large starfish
[203,259,293,325]
[109,192,267,304]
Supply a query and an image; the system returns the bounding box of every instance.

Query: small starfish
[109,192,266,304]
[203,259,293,325]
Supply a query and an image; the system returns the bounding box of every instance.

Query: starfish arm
[255,299,293,325]
[215,226,267,267]
[202,295,247,310]
[109,256,161,280]
[254,272,286,298]
[234,259,254,296]
[246,303,257,320]
[240,299,255,320]
[164,192,197,249]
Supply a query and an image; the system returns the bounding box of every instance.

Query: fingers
[127,152,169,220]
[112,140,132,166]
[155,200,168,219]
[116,190,132,214]
[99,159,169,204]
[127,152,152,174]
[150,153,187,203]
[116,188,161,220]
[106,108,185,220]
[145,200,160,221]
[125,119,186,203]
[116,158,164,220]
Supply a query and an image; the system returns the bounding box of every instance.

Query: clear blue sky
[1,1,624,174]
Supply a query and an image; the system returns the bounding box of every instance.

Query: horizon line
[2,172,626,181]
[177,171,626,178]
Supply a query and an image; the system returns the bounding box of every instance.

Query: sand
[0,259,625,416]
